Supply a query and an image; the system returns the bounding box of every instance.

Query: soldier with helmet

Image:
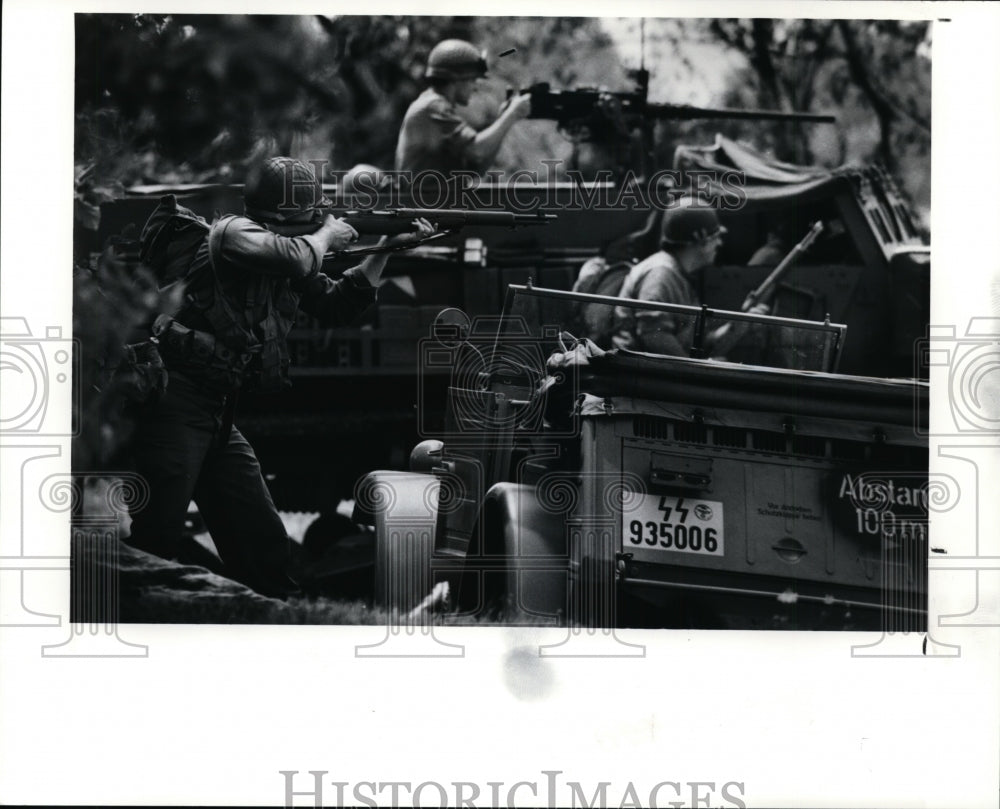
[125,156,433,598]
[612,196,770,357]
[394,39,532,176]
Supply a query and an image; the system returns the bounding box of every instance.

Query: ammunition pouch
[152,314,257,389]
[257,337,291,392]
[116,339,169,404]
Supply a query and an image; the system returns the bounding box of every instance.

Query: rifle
[511,69,835,138]
[741,221,825,311]
[321,207,556,258]
[337,207,556,235]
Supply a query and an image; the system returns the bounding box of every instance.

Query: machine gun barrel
[514,83,836,126]
[339,207,556,235]
[646,103,836,124]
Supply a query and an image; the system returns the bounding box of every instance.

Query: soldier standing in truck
[612,197,770,357]
[395,39,532,178]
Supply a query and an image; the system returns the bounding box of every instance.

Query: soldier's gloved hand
[747,302,771,317]
[321,214,360,252]
[383,217,438,249]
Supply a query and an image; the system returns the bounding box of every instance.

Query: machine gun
[511,69,836,138]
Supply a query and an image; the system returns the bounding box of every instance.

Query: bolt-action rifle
[741,221,825,311]
[337,207,556,235]
[323,207,556,257]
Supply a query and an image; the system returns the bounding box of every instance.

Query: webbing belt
[151,314,257,373]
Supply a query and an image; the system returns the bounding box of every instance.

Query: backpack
[105,195,212,404]
[137,195,293,392]
[571,257,633,346]
[138,194,212,288]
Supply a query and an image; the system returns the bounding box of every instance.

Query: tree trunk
[749,20,799,163]
[837,20,897,171]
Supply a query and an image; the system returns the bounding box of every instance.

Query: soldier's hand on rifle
[319,214,361,252]
[594,91,629,137]
[501,92,532,121]
[731,302,771,340]
[595,91,620,112]
[381,217,438,249]
[356,219,438,287]
[740,292,772,315]
[706,301,772,359]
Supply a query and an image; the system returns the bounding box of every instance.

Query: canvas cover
[673,134,857,207]
[573,348,927,429]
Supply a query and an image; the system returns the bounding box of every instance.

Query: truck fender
[483,482,569,621]
[353,471,439,613]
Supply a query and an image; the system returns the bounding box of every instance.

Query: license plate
[622,494,725,557]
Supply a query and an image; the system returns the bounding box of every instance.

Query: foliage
[694,18,931,218]
[77,14,330,180]
[72,248,184,471]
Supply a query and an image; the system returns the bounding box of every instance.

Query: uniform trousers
[126,370,296,598]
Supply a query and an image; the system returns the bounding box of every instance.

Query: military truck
[343,140,930,631]
[355,281,928,631]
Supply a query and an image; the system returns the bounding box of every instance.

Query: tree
[76,14,341,177]
[692,18,930,220]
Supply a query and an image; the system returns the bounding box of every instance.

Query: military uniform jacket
[167,215,377,391]
[611,250,699,355]
[395,88,479,175]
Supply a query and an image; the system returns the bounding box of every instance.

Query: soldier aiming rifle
[124,157,436,598]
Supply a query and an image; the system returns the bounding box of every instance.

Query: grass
[80,477,558,625]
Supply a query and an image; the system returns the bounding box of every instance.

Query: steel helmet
[243,157,332,223]
[660,197,728,246]
[425,39,488,81]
